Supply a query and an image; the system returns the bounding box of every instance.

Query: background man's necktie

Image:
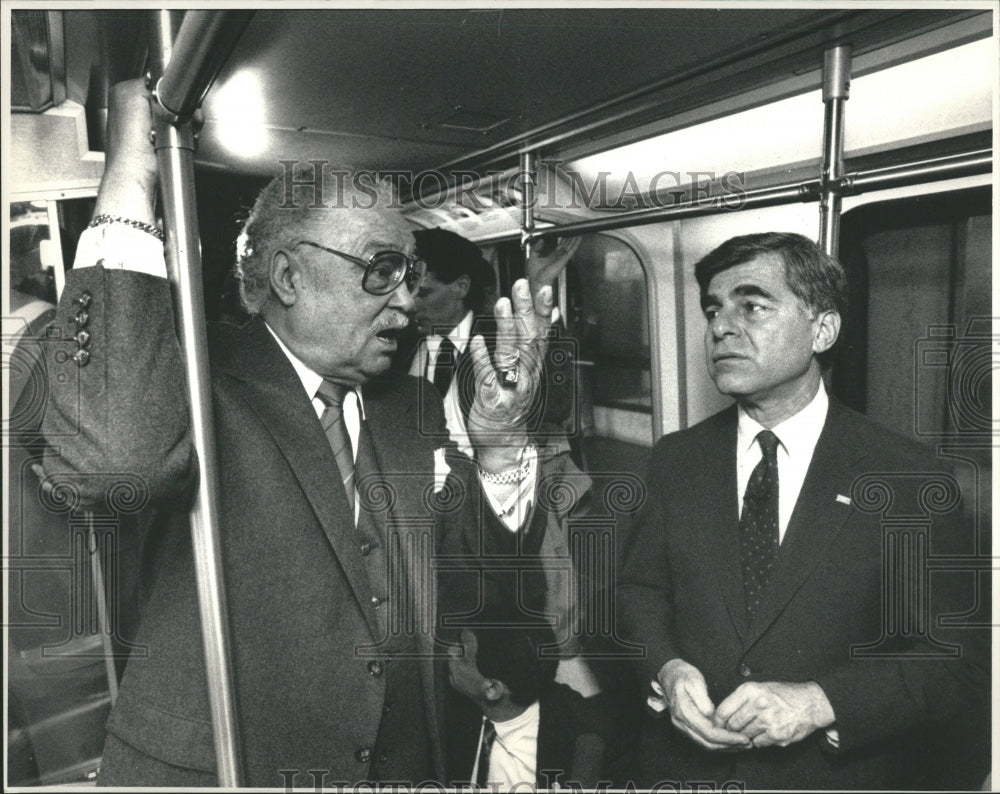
[740,429,780,623]
[475,719,496,786]
[433,337,458,397]
[317,380,355,514]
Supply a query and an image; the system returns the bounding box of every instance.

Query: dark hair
[467,606,558,707]
[414,228,493,313]
[694,232,848,320]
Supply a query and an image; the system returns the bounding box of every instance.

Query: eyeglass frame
[293,240,427,296]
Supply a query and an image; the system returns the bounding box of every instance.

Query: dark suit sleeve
[41,266,196,508]
[616,438,684,684]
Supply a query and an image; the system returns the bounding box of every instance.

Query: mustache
[371,313,410,334]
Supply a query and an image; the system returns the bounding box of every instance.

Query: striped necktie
[740,429,780,623]
[317,380,355,513]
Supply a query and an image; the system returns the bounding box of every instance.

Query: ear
[269,249,299,308]
[482,678,507,703]
[454,274,471,301]
[812,309,841,354]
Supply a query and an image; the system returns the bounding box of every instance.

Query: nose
[709,307,739,340]
[386,279,416,313]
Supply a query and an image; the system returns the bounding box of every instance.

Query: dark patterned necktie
[317,380,355,514]
[740,429,780,623]
[433,337,458,397]
[475,719,496,785]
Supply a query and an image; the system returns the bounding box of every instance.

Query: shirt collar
[428,310,474,355]
[491,700,540,740]
[265,322,366,418]
[737,381,828,458]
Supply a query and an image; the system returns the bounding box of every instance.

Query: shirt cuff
[74,224,167,278]
[480,445,537,532]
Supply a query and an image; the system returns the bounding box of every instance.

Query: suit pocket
[106,695,215,773]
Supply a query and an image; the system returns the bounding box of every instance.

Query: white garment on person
[472,704,539,788]
[736,383,828,543]
[409,309,475,457]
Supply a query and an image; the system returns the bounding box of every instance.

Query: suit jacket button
[75,329,91,346]
[73,309,89,328]
[72,349,91,367]
[355,746,372,763]
[368,660,383,678]
[73,291,92,309]
[739,663,752,678]
[360,542,372,556]
[370,595,383,609]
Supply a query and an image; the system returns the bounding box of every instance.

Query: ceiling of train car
[195,7,829,174]
[191,6,980,178]
[13,7,985,181]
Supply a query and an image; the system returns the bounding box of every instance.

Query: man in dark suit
[400,227,578,457]
[445,606,607,789]
[617,232,987,789]
[37,80,559,787]
[401,228,497,456]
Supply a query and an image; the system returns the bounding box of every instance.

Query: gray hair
[234,167,401,315]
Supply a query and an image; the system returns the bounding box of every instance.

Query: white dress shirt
[736,383,829,544]
[409,309,475,457]
[473,704,540,788]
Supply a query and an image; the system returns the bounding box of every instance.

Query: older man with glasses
[37,79,565,788]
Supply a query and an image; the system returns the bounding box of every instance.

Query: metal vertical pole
[819,44,851,256]
[149,10,251,787]
[520,150,536,260]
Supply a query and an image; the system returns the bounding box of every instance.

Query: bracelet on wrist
[88,214,165,242]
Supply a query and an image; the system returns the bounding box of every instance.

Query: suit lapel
[694,407,750,642]
[217,318,381,639]
[745,401,865,648]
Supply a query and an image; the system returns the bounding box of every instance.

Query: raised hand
[466,278,554,466]
[526,235,581,292]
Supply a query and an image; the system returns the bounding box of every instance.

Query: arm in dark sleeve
[41,266,196,509]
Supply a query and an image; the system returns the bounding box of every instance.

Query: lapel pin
[836,494,852,505]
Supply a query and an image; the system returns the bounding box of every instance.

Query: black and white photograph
[3,3,995,791]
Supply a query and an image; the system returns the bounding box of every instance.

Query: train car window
[560,37,991,208]
[8,197,95,309]
[835,186,991,438]
[567,235,652,415]
[566,235,653,478]
[835,185,992,791]
[843,39,992,156]
[9,202,57,309]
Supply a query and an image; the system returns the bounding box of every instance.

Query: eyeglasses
[295,240,427,296]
